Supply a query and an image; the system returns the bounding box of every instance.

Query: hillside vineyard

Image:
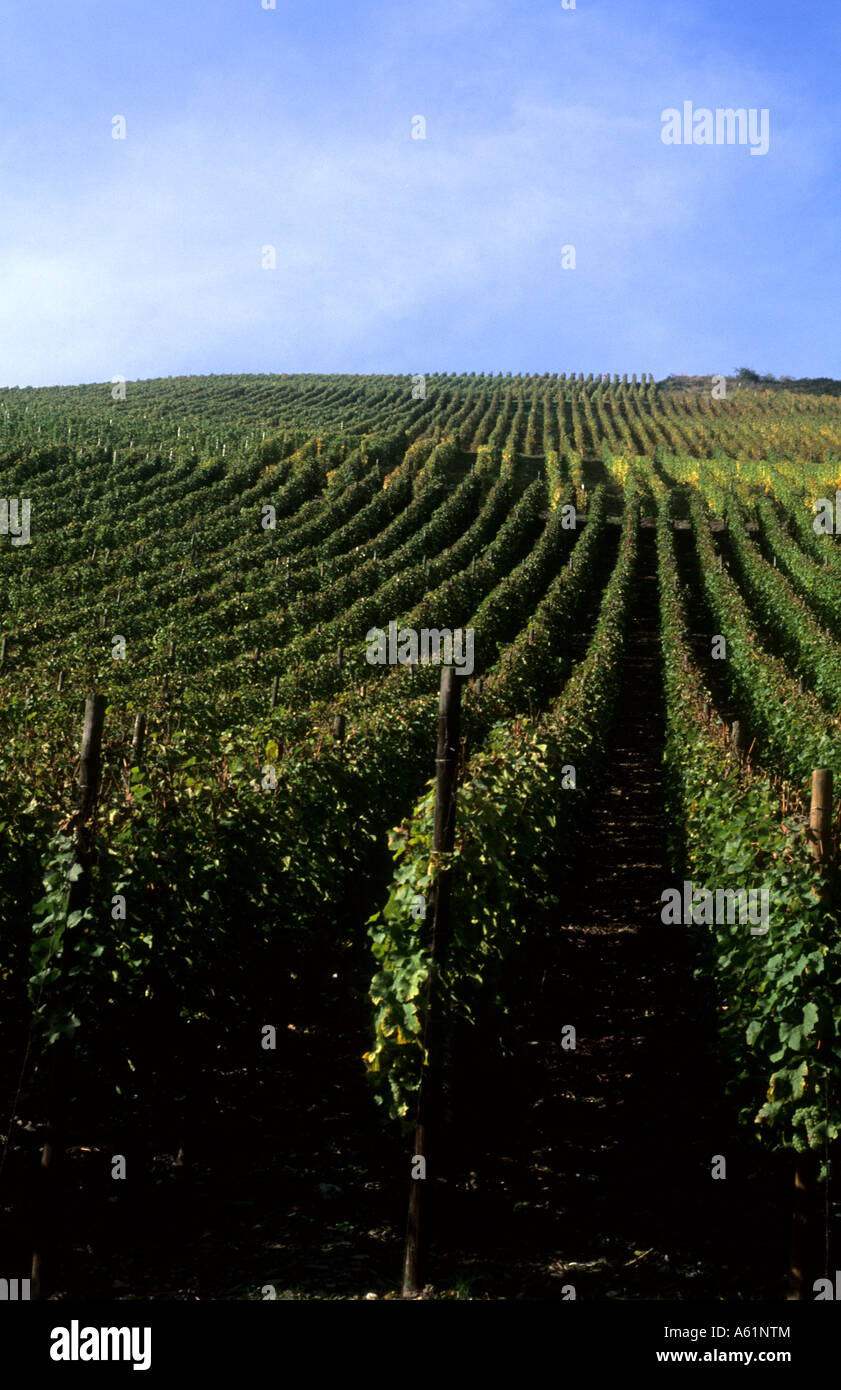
[1,371,840,1300]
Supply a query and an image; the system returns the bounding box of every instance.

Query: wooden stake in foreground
[807,768,833,870]
[402,666,462,1298]
[788,768,833,1301]
[131,712,146,767]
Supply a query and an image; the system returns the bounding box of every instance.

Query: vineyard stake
[807,769,833,869]
[70,694,106,896]
[402,666,462,1298]
[333,713,346,753]
[788,769,833,1300]
[131,712,146,767]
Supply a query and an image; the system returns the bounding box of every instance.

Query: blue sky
[0,0,839,386]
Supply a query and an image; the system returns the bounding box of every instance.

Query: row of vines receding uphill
[364,478,640,1125]
[657,488,841,1165]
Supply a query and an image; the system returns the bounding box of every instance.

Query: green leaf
[801,1002,819,1037]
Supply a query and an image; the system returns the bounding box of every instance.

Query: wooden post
[73,695,106,836]
[731,721,745,756]
[336,646,343,669]
[333,713,346,746]
[0,634,6,664]
[32,695,106,1299]
[131,712,146,766]
[402,666,462,1298]
[271,675,279,711]
[168,640,175,662]
[788,1152,820,1300]
[57,671,64,694]
[807,769,833,868]
[788,769,833,1300]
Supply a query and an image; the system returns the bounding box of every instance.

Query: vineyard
[1,370,840,1301]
